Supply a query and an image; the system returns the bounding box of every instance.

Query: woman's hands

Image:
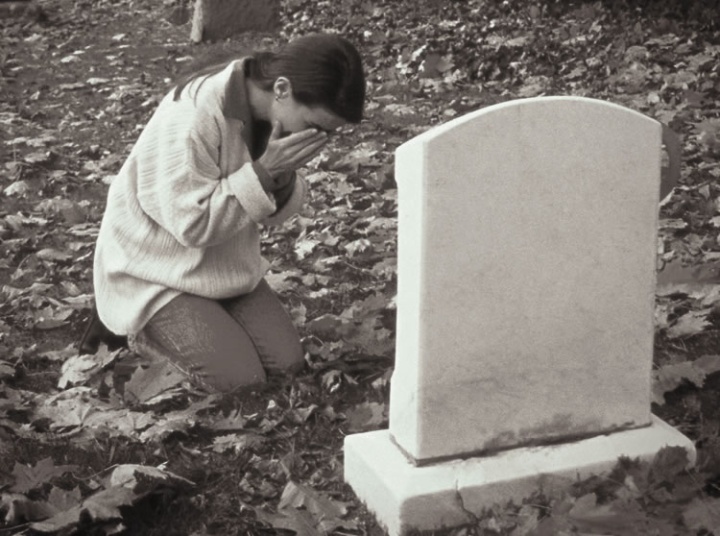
[256,121,326,192]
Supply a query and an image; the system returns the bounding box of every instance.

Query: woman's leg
[221,279,304,376]
[131,293,267,391]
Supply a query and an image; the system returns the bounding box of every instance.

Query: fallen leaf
[652,361,706,405]
[255,506,321,536]
[41,343,81,362]
[211,433,266,454]
[30,486,135,533]
[46,486,82,514]
[0,360,15,380]
[208,409,247,432]
[107,464,194,492]
[295,238,320,260]
[266,270,299,293]
[666,309,712,338]
[4,180,30,196]
[649,446,691,485]
[682,496,720,531]
[11,457,78,494]
[0,493,54,524]
[255,480,355,535]
[344,238,373,257]
[566,493,646,534]
[34,305,74,330]
[58,346,123,389]
[84,407,157,439]
[124,361,187,404]
[345,401,387,432]
[306,314,345,339]
[87,77,111,86]
[25,151,53,165]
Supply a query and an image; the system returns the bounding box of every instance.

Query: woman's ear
[273,77,293,101]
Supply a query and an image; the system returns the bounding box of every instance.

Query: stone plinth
[345,417,695,536]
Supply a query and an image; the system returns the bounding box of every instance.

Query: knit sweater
[94,59,307,335]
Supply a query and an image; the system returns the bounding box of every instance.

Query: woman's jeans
[129,279,304,391]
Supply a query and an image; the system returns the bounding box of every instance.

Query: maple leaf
[0,493,55,524]
[4,180,30,197]
[208,408,247,432]
[46,486,82,514]
[256,507,320,536]
[33,305,74,330]
[265,270,299,294]
[58,345,124,389]
[11,457,78,494]
[648,446,692,485]
[35,248,73,262]
[321,370,344,393]
[419,53,454,78]
[0,360,15,380]
[564,493,646,534]
[85,408,157,439]
[295,237,320,260]
[652,356,720,404]
[345,401,387,433]
[32,387,97,431]
[682,496,720,531]
[306,314,346,340]
[30,487,135,533]
[124,360,187,404]
[652,362,705,405]
[665,309,712,339]
[329,144,380,173]
[211,432,266,454]
[344,238,373,258]
[40,343,78,362]
[256,481,355,536]
[139,397,217,442]
[107,464,194,492]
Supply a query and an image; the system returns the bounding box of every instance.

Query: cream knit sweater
[94,60,307,335]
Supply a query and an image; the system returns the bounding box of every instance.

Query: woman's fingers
[291,137,327,167]
[269,120,283,141]
[279,128,326,149]
[258,128,327,180]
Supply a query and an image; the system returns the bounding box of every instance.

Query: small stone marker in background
[0,0,44,21]
[344,96,696,536]
[190,0,280,43]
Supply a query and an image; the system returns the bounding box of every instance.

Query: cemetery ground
[1,0,720,534]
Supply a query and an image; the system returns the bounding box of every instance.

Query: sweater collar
[222,58,252,123]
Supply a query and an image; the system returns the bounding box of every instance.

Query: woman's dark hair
[173,34,365,123]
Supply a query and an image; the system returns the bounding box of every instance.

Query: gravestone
[0,0,44,21]
[190,0,280,43]
[344,96,696,536]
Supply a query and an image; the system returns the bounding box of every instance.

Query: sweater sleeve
[136,107,277,248]
[262,172,308,227]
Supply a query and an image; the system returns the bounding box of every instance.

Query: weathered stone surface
[389,97,663,463]
[191,0,280,43]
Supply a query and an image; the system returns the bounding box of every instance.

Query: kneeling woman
[90,34,365,391]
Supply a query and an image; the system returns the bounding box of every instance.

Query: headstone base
[344,416,695,536]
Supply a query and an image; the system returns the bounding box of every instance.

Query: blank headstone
[390,96,660,463]
[344,96,695,535]
[191,0,280,43]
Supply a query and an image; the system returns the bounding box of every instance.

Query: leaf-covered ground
[2,0,720,534]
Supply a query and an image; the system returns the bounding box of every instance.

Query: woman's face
[270,78,347,136]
